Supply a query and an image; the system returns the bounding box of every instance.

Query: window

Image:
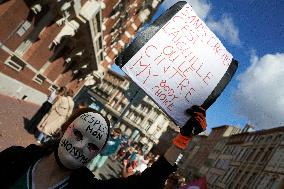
[33,74,45,85]
[130,113,135,121]
[253,148,263,162]
[48,85,58,92]
[232,146,240,156]
[274,134,282,142]
[266,136,273,142]
[98,36,103,49]
[145,121,152,131]
[152,111,158,119]
[110,100,117,107]
[15,40,32,56]
[124,110,129,117]
[261,148,273,162]
[4,56,26,71]
[122,80,129,87]
[247,173,256,187]
[140,104,145,111]
[266,178,276,188]
[110,8,116,17]
[117,104,123,112]
[215,159,229,170]
[241,149,250,161]
[259,137,265,143]
[247,149,256,161]
[106,84,113,94]
[254,175,265,188]
[95,12,101,32]
[17,20,31,36]
[116,92,122,98]
[240,172,249,183]
[100,52,104,61]
[95,36,103,52]
[120,104,125,112]
[102,83,108,91]
[134,116,140,123]
[222,168,233,183]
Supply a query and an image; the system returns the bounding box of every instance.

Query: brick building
[206,126,284,189]
[0,0,162,104]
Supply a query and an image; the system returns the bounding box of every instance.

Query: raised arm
[69,106,207,189]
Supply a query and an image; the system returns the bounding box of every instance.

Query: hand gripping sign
[116,1,238,126]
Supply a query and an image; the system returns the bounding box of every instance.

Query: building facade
[206,126,284,189]
[151,122,180,155]
[178,135,208,179]
[0,0,161,104]
[81,69,172,152]
[178,125,241,181]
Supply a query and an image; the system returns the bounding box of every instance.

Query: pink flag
[179,177,207,189]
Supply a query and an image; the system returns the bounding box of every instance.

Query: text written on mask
[80,113,107,140]
[61,138,89,164]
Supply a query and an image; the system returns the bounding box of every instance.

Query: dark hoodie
[0,144,176,189]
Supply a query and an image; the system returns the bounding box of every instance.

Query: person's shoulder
[1,145,25,154]
[25,144,46,153]
[69,167,99,188]
[1,144,46,156]
[0,144,41,163]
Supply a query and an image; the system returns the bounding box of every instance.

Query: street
[0,94,38,150]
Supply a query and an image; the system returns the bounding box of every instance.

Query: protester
[87,128,122,171]
[120,143,137,163]
[36,89,74,144]
[0,106,206,189]
[113,136,129,161]
[122,157,138,178]
[125,145,139,168]
[134,151,151,173]
[27,87,66,134]
[122,149,151,177]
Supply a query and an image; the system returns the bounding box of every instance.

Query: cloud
[161,0,240,46]
[207,15,241,45]
[235,52,284,129]
[186,0,211,20]
[161,0,211,20]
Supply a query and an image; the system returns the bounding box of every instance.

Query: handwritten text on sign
[122,3,233,126]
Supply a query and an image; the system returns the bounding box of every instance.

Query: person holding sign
[0,106,206,189]
[118,1,238,127]
[0,1,235,188]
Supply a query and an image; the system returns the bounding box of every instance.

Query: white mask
[57,112,109,169]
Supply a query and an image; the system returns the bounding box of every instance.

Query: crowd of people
[89,131,189,189]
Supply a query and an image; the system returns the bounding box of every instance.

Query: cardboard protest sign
[116,1,238,126]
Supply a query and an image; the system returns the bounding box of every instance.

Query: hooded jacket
[0,144,176,189]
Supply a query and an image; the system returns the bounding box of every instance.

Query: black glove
[180,105,207,136]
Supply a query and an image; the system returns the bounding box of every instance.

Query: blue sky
[112,0,284,131]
